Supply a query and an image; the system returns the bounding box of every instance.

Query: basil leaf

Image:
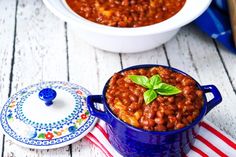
[155,83,181,95]
[145,82,153,89]
[150,74,162,89]
[144,89,157,105]
[128,75,149,88]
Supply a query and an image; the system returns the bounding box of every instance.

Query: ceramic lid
[0,81,97,149]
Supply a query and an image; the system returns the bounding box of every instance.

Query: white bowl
[43,0,212,53]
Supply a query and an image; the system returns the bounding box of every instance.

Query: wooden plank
[67,24,121,157]
[215,42,236,137]
[3,0,70,156]
[0,0,17,155]
[216,44,236,92]
[165,25,236,139]
[66,27,122,92]
[121,46,169,68]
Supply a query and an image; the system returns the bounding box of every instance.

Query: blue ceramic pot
[87,64,222,157]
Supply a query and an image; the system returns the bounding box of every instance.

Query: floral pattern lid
[0,81,97,149]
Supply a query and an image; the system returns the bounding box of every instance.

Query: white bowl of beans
[43,0,212,53]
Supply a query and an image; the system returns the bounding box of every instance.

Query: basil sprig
[128,74,181,104]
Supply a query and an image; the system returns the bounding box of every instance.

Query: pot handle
[87,95,112,124]
[202,85,222,114]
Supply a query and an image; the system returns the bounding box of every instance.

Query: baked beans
[105,67,203,131]
[65,0,186,27]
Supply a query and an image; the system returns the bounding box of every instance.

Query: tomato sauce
[66,0,186,27]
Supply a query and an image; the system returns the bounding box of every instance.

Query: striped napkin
[85,120,236,157]
[194,0,236,53]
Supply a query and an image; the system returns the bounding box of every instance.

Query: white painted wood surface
[0,0,17,154]
[0,0,236,157]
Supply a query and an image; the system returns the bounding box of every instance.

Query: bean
[183,86,192,95]
[185,99,192,105]
[182,118,189,125]
[140,118,148,126]
[121,92,129,98]
[187,115,194,123]
[140,118,155,127]
[139,86,146,92]
[168,104,177,110]
[138,69,147,75]
[176,76,183,82]
[182,78,195,86]
[122,98,130,106]
[150,101,158,111]
[128,102,140,111]
[109,74,118,85]
[118,21,127,27]
[167,96,174,103]
[129,94,138,102]
[145,110,156,119]
[159,106,165,113]
[154,125,167,131]
[164,109,174,116]
[195,102,203,109]
[157,96,165,103]
[177,102,184,109]
[128,85,136,91]
[167,122,174,129]
[185,105,194,111]
[121,0,129,6]
[133,89,141,96]
[168,115,177,124]
[154,117,165,125]
[148,119,156,127]
[196,90,203,97]
[175,123,185,129]
[156,111,164,118]
[137,96,144,105]
[105,66,203,131]
[124,83,130,88]
[176,112,182,121]
[130,0,136,5]
[150,67,158,74]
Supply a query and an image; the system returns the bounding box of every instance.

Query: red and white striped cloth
[85,120,236,157]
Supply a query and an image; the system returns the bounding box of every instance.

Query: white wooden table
[1,0,236,156]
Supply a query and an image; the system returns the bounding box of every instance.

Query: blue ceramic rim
[102,64,207,135]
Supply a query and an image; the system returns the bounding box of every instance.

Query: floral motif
[85,110,89,115]
[34,110,90,140]
[9,101,16,108]
[7,107,90,141]
[76,119,83,125]
[45,132,54,140]
[54,131,62,136]
[76,90,82,95]
[7,113,13,119]
[81,114,87,120]
[68,126,77,133]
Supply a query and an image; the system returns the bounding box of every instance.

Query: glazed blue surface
[87,64,222,156]
[39,88,57,106]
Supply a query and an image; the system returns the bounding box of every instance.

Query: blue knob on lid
[39,88,57,106]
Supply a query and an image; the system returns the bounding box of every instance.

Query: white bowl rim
[43,0,212,36]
